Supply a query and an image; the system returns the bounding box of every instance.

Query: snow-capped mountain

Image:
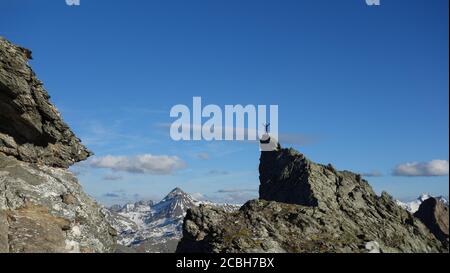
[113,200,154,213]
[148,188,198,222]
[107,188,240,253]
[396,193,449,213]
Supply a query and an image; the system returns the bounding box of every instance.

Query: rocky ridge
[176,148,448,253]
[0,36,115,253]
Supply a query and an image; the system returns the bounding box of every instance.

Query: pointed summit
[151,188,198,221]
[170,187,185,195]
[163,187,188,201]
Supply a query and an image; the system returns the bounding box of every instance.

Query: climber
[264,122,270,134]
[259,123,280,152]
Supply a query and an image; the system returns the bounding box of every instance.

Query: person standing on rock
[259,123,281,152]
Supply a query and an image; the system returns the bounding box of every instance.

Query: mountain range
[106,188,239,253]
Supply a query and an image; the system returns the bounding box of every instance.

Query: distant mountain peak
[163,187,189,200]
[155,188,198,221]
[171,187,184,193]
[106,188,240,253]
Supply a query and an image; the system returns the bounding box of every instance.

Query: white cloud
[362,170,383,177]
[196,152,210,160]
[278,133,320,146]
[206,188,259,204]
[213,191,257,204]
[103,174,123,181]
[158,123,261,141]
[103,193,121,198]
[393,160,449,177]
[157,122,319,145]
[88,154,186,175]
[79,120,155,154]
[190,192,207,201]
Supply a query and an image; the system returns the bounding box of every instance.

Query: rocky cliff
[0,37,116,253]
[414,197,449,248]
[176,148,448,253]
[0,36,91,168]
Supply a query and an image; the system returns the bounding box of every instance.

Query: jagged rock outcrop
[259,149,318,205]
[0,37,91,168]
[0,37,116,253]
[177,148,448,253]
[414,197,449,248]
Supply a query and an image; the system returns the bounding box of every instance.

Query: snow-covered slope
[107,188,240,253]
[396,193,449,213]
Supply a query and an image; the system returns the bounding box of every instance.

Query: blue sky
[1,0,448,205]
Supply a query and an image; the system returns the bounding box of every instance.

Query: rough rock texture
[0,153,116,253]
[0,36,91,168]
[177,148,448,253]
[414,197,449,248]
[259,149,318,205]
[0,37,116,253]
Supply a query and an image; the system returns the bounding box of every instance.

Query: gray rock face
[0,36,116,253]
[259,149,318,206]
[0,153,116,253]
[176,148,448,253]
[414,197,449,248]
[0,36,91,168]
